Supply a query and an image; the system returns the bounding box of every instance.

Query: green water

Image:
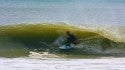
[0,23,125,58]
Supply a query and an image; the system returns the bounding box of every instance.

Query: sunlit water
[0,57,125,70]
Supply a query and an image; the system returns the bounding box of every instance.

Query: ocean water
[0,23,125,70]
[0,57,125,70]
[0,0,125,25]
[0,0,125,70]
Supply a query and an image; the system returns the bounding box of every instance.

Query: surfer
[59,31,79,49]
[65,31,77,47]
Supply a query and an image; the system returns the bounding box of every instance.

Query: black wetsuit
[66,34,76,47]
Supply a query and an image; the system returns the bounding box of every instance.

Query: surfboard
[59,44,75,49]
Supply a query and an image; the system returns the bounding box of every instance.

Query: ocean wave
[0,23,125,58]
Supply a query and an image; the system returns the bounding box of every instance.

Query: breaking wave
[0,23,125,58]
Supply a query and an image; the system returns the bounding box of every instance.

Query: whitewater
[0,57,125,70]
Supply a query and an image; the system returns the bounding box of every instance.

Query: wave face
[0,23,125,58]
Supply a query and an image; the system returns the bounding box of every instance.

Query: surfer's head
[66,31,70,35]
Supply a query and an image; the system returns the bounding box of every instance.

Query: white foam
[0,57,125,70]
[29,51,59,59]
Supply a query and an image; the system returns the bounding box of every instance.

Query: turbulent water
[0,57,125,70]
